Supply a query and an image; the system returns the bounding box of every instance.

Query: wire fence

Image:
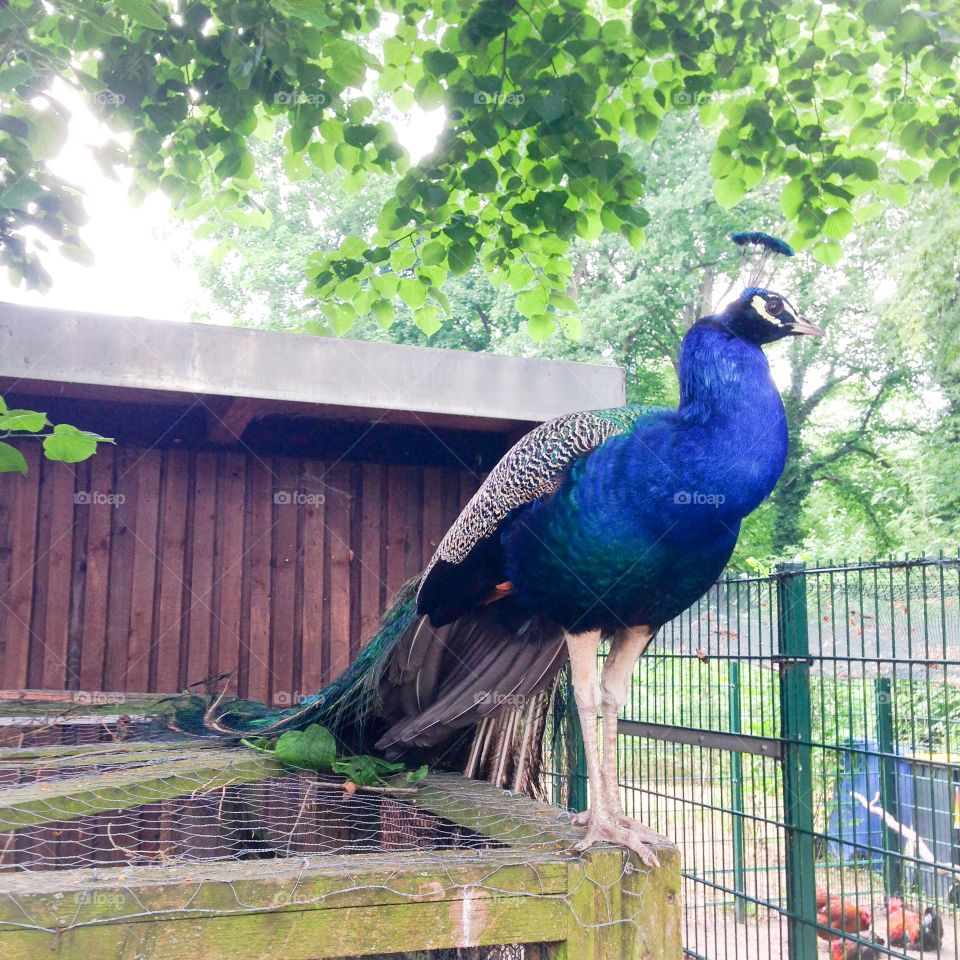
[549,554,960,960]
[0,708,674,958]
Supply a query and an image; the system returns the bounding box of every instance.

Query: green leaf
[516,287,547,318]
[549,292,577,312]
[863,0,900,27]
[327,40,370,88]
[422,50,459,77]
[527,314,557,342]
[273,0,336,27]
[781,179,806,219]
[535,95,567,123]
[42,424,110,463]
[405,764,429,784]
[331,755,405,787]
[413,304,442,336]
[113,0,168,30]
[371,299,395,329]
[420,240,446,266]
[273,724,336,771]
[399,278,427,308]
[462,158,498,193]
[876,182,909,206]
[327,303,356,335]
[854,202,885,224]
[391,245,417,272]
[930,158,957,190]
[811,240,843,268]
[0,410,49,433]
[822,208,854,240]
[0,442,28,475]
[0,178,43,210]
[714,176,747,209]
[0,62,34,94]
[448,243,475,275]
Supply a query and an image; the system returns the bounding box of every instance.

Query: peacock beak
[784,316,825,337]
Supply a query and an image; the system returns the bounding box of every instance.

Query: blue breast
[503,324,788,633]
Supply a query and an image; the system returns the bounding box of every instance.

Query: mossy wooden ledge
[0,753,681,959]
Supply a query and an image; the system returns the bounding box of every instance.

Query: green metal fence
[550,555,960,960]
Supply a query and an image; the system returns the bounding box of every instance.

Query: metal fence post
[777,562,818,960]
[728,659,747,923]
[560,666,589,813]
[875,677,903,896]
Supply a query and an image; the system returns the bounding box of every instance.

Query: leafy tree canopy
[2,0,960,337]
[183,110,960,562]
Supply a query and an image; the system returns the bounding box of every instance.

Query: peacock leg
[568,624,667,866]
[598,625,651,818]
[600,625,670,855]
[564,630,604,826]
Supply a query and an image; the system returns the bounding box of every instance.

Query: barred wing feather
[415,404,651,625]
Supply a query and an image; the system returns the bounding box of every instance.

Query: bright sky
[0,82,444,322]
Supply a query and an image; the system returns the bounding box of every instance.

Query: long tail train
[168,577,570,790]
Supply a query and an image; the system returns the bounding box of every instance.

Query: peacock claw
[573,813,662,868]
[609,812,669,846]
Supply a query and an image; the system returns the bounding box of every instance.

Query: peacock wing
[416,404,652,625]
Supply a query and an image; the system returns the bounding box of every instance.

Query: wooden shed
[0,302,624,704]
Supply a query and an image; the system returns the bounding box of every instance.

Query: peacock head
[722,287,825,345]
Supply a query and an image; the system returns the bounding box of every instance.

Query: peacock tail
[166,578,421,747]
[167,575,567,775]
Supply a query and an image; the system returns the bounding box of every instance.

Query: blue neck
[678,320,770,423]
[674,319,788,516]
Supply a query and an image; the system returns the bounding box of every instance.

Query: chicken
[831,932,885,960]
[817,889,872,940]
[888,896,943,950]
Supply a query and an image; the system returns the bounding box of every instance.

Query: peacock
[183,233,824,868]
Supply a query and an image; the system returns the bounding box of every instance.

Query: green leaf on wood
[0,442,28,475]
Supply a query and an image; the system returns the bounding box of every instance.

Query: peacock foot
[573,811,662,868]
[570,809,591,826]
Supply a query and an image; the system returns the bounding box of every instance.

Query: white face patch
[750,293,799,325]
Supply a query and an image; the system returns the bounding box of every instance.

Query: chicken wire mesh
[545,555,960,960]
[0,706,676,959]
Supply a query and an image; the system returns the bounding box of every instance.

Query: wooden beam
[205,398,262,445]
[0,893,567,959]
[0,690,164,714]
[0,740,204,769]
[0,846,568,928]
[0,748,285,830]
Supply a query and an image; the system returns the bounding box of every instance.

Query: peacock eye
[766,297,783,317]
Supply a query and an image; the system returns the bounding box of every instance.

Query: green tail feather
[165,579,421,750]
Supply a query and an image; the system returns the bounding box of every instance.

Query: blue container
[828,739,915,866]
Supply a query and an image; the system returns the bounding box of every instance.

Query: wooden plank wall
[0,447,480,703]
